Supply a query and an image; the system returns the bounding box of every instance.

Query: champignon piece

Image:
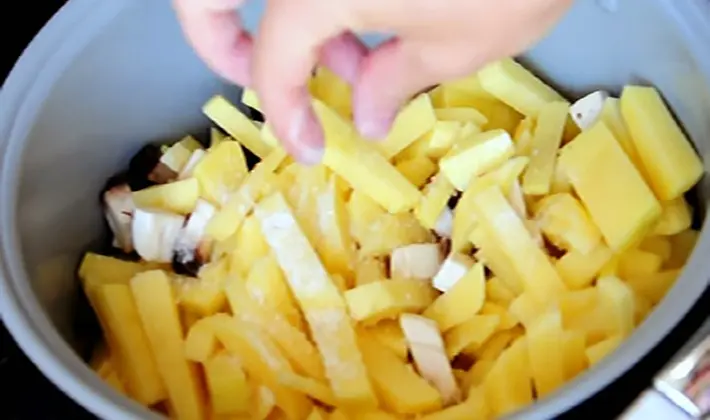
[432,253,475,292]
[390,243,443,281]
[446,191,461,210]
[132,208,185,263]
[173,199,216,269]
[147,162,177,184]
[127,144,163,190]
[569,90,610,130]
[433,207,454,239]
[103,183,135,253]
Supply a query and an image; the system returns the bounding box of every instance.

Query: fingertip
[352,38,401,141]
[288,103,325,165]
[354,110,395,141]
[319,32,368,85]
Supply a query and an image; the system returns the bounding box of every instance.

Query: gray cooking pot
[1,0,709,419]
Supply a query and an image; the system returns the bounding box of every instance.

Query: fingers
[173,0,253,85]
[319,32,368,85]
[352,39,436,140]
[252,1,339,164]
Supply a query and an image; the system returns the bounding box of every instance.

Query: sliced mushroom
[570,90,610,130]
[127,144,163,190]
[431,253,475,292]
[400,314,461,404]
[132,208,185,262]
[148,162,177,184]
[103,184,135,253]
[433,207,454,238]
[173,199,216,268]
[390,243,443,281]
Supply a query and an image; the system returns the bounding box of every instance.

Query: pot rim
[0,1,708,420]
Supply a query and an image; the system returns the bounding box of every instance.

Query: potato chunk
[314,100,421,213]
[256,192,377,407]
[359,333,442,414]
[535,193,603,254]
[224,278,325,381]
[203,351,251,415]
[415,175,456,232]
[444,315,500,359]
[396,156,438,188]
[483,338,533,417]
[521,101,568,195]
[400,314,461,405]
[207,314,313,419]
[132,178,199,214]
[471,186,566,303]
[478,58,567,116]
[192,141,248,205]
[206,147,288,241]
[526,310,566,397]
[203,95,273,158]
[440,129,515,191]
[620,86,703,200]
[93,284,166,405]
[555,243,613,289]
[424,263,486,332]
[376,94,438,159]
[558,122,661,252]
[345,279,437,324]
[653,197,693,236]
[130,270,207,420]
[596,276,635,338]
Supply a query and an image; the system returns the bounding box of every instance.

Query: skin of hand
[173,0,573,164]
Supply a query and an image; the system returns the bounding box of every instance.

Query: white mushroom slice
[178,149,206,180]
[174,199,216,264]
[432,253,475,292]
[433,207,454,238]
[390,243,443,281]
[569,90,610,130]
[103,184,135,253]
[400,314,460,404]
[132,208,185,262]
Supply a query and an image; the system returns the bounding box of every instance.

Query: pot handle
[620,319,710,419]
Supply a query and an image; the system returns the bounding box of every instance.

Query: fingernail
[299,144,325,165]
[355,112,393,141]
[289,105,325,165]
[353,85,396,141]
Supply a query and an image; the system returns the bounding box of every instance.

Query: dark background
[1,2,709,419]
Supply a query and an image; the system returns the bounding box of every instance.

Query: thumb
[353,39,484,140]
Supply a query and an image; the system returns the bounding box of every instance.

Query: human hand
[173,0,573,163]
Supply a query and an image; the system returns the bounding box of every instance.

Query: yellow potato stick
[203,95,273,158]
[130,270,206,420]
[256,192,377,407]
